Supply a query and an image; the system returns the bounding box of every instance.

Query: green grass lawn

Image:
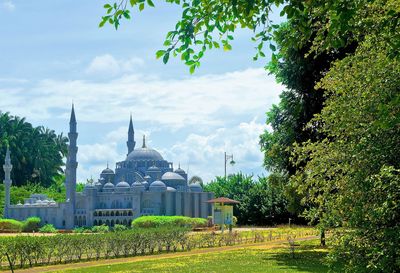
[53,240,339,273]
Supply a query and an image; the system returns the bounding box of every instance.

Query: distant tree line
[204,173,304,226]
[0,112,68,187]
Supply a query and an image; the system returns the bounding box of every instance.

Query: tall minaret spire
[127,114,136,155]
[3,146,12,218]
[65,104,78,229]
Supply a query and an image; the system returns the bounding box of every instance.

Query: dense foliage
[0,219,24,232]
[39,224,58,233]
[204,173,296,226]
[0,112,68,187]
[131,216,207,229]
[292,40,400,272]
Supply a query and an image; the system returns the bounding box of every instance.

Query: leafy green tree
[204,173,292,225]
[0,112,68,187]
[291,36,399,272]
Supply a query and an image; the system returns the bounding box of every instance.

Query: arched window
[111,220,115,227]
[94,220,98,226]
[93,211,97,217]
[116,219,120,225]
[99,211,102,217]
[106,220,110,226]
[111,211,114,216]
[123,211,127,216]
[116,211,120,216]
[106,211,110,217]
[123,219,128,226]
[128,211,133,216]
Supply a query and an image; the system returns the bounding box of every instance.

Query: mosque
[2,106,214,229]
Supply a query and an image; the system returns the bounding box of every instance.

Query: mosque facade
[3,106,213,229]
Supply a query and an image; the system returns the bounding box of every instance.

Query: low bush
[39,224,57,233]
[22,217,41,232]
[92,224,110,233]
[131,216,208,229]
[113,224,128,232]
[73,227,92,233]
[0,218,24,232]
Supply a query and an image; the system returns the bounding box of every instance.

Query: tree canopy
[0,112,68,187]
[204,173,296,226]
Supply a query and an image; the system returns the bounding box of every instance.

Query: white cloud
[160,117,269,182]
[0,68,282,182]
[1,1,15,12]
[85,54,144,76]
[0,68,283,129]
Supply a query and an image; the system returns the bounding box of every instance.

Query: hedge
[22,217,41,232]
[0,219,23,232]
[131,216,208,229]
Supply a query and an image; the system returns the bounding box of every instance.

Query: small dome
[147,165,161,172]
[131,181,145,192]
[116,181,130,192]
[85,183,95,189]
[161,172,185,181]
[149,180,167,192]
[166,186,177,192]
[103,182,115,192]
[189,183,203,192]
[174,167,186,175]
[144,175,151,181]
[101,167,114,175]
[116,181,130,188]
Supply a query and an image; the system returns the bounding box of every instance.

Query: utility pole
[224,152,235,179]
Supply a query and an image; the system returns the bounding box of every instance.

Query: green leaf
[223,44,232,51]
[99,20,106,28]
[104,4,112,9]
[156,50,166,59]
[269,44,276,51]
[123,11,131,19]
[163,52,170,64]
[189,64,196,74]
[139,3,145,11]
[147,0,155,7]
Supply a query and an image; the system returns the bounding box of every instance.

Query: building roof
[101,167,114,175]
[116,181,130,188]
[205,197,240,204]
[161,172,185,181]
[126,147,164,161]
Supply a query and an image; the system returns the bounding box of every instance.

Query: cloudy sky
[0,1,285,183]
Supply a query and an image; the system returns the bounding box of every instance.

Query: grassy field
[52,239,337,273]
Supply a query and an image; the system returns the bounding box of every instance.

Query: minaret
[127,114,136,155]
[65,104,78,227]
[3,147,12,218]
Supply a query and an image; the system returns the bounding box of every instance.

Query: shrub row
[0,228,277,270]
[0,217,41,232]
[131,216,208,229]
[0,227,190,269]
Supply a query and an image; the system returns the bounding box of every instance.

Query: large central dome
[126,147,164,161]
